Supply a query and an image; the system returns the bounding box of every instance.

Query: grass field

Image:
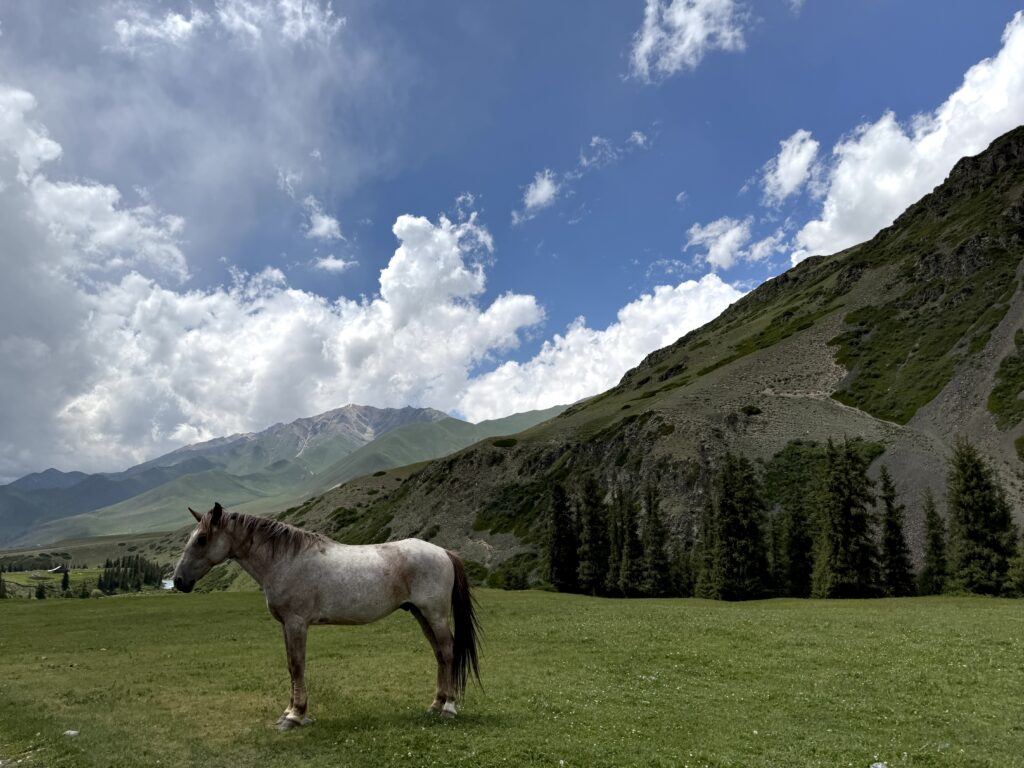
[1,591,1022,768]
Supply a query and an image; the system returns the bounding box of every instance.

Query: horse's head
[172,502,231,593]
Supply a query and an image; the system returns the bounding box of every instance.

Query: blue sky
[1,1,1023,478]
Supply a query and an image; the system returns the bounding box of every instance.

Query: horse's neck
[229,527,277,588]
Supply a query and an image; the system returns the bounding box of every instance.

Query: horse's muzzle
[174,576,195,593]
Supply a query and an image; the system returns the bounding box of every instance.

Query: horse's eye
[196,534,207,547]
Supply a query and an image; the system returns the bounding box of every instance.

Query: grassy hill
[285,126,1024,572]
[1,591,1021,767]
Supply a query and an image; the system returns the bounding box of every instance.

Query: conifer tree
[698,453,770,600]
[780,505,814,597]
[61,569,70,594]
[605,487,625,595]
[576,477,609,596]
[669,538,696,597]
[878,466,915,596]
[617,490,644,596]
[811,440,879,599]
[946,438,1018,595]
[917,489,947,595]
[639,485,671,596]
[0,570,6,599]
[35,583,47,599]
[547,483,579,593]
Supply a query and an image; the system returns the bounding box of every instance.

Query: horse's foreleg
[278,619,312,731]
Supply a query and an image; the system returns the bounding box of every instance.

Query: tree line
[546,437,1023,599]
[97,555,164,594]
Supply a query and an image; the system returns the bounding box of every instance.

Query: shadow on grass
[262,707,513,734]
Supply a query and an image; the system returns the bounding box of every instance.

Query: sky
[1,1,1023,480]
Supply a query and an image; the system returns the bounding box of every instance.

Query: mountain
[288,126,1024,572]
[7,468,89,491]
[9,405,566,544]
[1,404,448,545]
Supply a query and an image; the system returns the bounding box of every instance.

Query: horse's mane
[227,512,327,558]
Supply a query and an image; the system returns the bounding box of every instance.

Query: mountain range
[283,125,1024,573]
[0,404,564,546]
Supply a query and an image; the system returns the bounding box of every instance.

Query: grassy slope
[1,591,1023,767]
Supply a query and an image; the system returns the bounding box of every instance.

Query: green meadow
[1,591,1022,768]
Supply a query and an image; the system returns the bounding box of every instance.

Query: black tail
[447,550,482,696]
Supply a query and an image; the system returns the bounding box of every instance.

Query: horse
[172,502,480,729]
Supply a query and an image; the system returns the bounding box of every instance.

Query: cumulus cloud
[685,216,753,270]
[0,87,62,179]
[313,255,356,272]
[762,128,819,205]
[523,170,560,211]
[746,228,786,262]
[2,86,187,279]
[303,195,343,240]
[792,11,1024,264]
[114,6,211,50]
[630,0,748,82]
[457,274,743,420]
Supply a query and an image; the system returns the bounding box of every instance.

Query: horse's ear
[211,502,223,528]
[189,507,202,523]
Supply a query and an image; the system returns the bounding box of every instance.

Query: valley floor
[0,591,1022,767]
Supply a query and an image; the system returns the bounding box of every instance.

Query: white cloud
[629,130,650,148]
[303,195,343,240]
[114,7,211,50]
[523,169,560,211]
[577,136,619,171]
[762,128,819,205]
[124,0,344,47]
[313,255,356,272]
[513,131,652,223]
[685,216,753,270]
[458,274,743,421]
[0,87,62,179]
[675,190,688,205]
[1,87,186,279]
[28,176,187,279]
[631,0,748,82]
[277,0,344,44]
[747,228,786,262]
[792,11,1024,264]
[513,169,560,223]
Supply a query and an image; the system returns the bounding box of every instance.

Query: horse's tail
[447,550,481,697]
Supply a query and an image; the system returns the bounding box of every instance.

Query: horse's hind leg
[409,605,454,715]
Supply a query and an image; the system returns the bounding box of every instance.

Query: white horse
[172,502,480,729]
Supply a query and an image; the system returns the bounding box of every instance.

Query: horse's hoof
[276,716,313,731]
[440,709,456,720]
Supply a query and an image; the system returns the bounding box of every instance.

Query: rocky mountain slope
[292,126,1024,573]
